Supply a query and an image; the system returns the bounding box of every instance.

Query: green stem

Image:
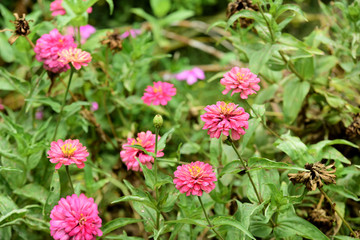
[242,100,281,139]
[198,196,224,240]
[53,68,74,140]
[229,140,262,204]
[77,26,81,48]
[65,166,75,193]
[154,127,160,230]
[320,188,356,236]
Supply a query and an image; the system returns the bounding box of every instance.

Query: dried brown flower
[0,13,33,45]
[346,113,360,138]
[226,0,259,28]
[100,30,123,53]
[350,230,360,238]
[308,208,334,233]
[288,161,336,191]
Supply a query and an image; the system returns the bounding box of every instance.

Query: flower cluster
[120,131,164,171]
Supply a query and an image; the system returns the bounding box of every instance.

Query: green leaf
[294,57,314,81]
[0,194,18,214]
[248,157,308,171]
[43,171,60,220]
[212,217,255,239]
[219,160,242,178]
[102,218,143,235]
[166,218,208,228]
[0,35,15,63]
[157,127,176,150]
[135,157,156,189]
[283,78,310,124]
[323,185,359,201]
[111,196,157,210]
[0,209,27,228]
[14,184,48,205]
[161,10,194,26]
[105,0,114,14]
[150,0,171,18]
[180,142,200,155]
[0,68,29,95]
[249,43,274,74]
[275,4,307,21]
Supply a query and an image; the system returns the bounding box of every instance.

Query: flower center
[236,72,245,83]
[189,166,203,178]
[153,86,162,93]
[78,213,87,226]
[61,143,77,157]
[219,103,235,115]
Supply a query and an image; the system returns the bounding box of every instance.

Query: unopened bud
[153,114,163,128]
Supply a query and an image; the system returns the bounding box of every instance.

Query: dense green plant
[0,0,359,239]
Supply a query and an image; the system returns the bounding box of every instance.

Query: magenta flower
[141,81,176,106]
[35,109,43,120]
[90,102,98,111]
[220,67,260,99]
[50,193,102,240]
[173,161,217,196]
[67,25,96,44]
[175,67,205,85]
[120,131,164,172]
[58,47,92,70]
[34,29,77,73]
[120,29,142,39]
[50,0,92,17]
[200,101,249,140]
[47,139,89,169]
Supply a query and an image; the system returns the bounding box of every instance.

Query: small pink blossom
[35,109,43,120]
[141,81,176,106]
[220,67,260,99]
[120,131,164,172]
[47,139,89,169]
[200,101,249,140]
[50,0,92,17]
[120,29,142,39]
[173,161,217,196]
[34,29,77,73]
[67,25,96,44]
[50,193,102,240]
[58,47,92,70]
[90,102,98,111]
[175,67,205,85]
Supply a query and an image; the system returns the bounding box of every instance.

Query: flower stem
[25,35,35,48]
[65,166,75,193]
[53,68,74,140]
[319,188,356,236]
[243,100,281,139]
[198,196,224,240]
[154,127,160,230]
[229,140,262,204]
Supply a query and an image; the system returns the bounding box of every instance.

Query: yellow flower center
[189,166,202,178]
[78,213,87,226]
[153,86,162,93]
[61,143,77,157]
[219,103,235,115]
[236,72,245,83]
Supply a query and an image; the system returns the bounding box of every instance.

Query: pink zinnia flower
[58,47,92,70]
[47,139,89,169]
[34,29,77,73]
[200,101,249,140]
[50,193,102,240]
[175,67,205,85]
[67,25,96,44]
[120,131,164,172]
[90,102,98,111]
[173,161,217,196]
[120,29,142,39]
[141,81,176,106]
[50,0,92,17]
[220,67,261,99]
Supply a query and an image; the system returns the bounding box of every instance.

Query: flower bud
[153,114,163,129]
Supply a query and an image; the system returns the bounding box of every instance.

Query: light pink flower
[220,67,260,99]
[120,29,142,39]
[50,193,102,240]
[175,67,205,85]
[58,47,92,70]
[200,101,249,140]
[47,139,89,169]
[90,102,98,111]
[173,161,217,196]
[50,0,92,17]
[120,131,164,172]
[67,25,96,44]
[141,81,176,106]
[34,29,77,73]
[35,109,43,120]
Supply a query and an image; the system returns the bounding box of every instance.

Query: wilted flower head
[175,67,205,85]
[58,47,92,70]
[67,25,96,44]
[47,139,89,169]
[141,81,176,106]
[288,161,336,191]
[34,29,77,73]
[226,0,259,28]
[220,67,260,99]
[90,102,98,111]
[120,131,164,171]
[0,13,33,45]
[50,193,102,240]
[50,0,92,16]
[121,29,142,39]
[100,30,123,52]
[173,161,217,196]
[201,101,249,140]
